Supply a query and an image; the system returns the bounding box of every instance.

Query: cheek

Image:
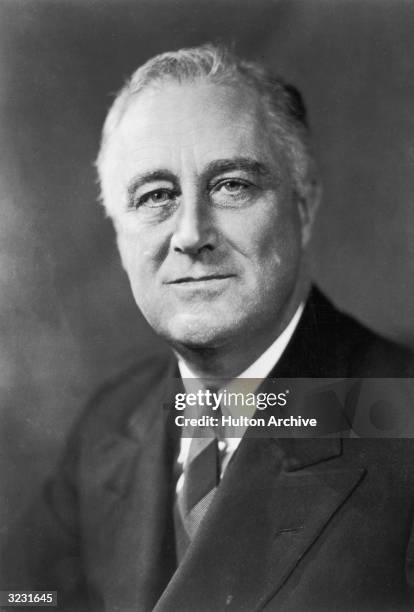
[116,233,136,273]
[116,229,155,274]
[245,211,301,273]
[116,235,147,288]
[115,216,172,270]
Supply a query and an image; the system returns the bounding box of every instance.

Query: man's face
[102,80,309,350]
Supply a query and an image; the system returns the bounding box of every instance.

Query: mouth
[166,274,235,284]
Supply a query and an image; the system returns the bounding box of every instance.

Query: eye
[210,178,254,207]
[136,188,176,209]
[217,180,250,194]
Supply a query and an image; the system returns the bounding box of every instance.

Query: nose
[171,190,218,255]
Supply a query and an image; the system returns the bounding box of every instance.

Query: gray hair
[96,43,315,206]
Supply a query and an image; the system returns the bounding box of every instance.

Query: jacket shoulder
[295,287,414,377]
[324,297,414,377]
[75,348,177,441]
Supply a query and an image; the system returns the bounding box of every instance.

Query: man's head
[96,44,320,364]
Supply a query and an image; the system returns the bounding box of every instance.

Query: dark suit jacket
[5,288,414,612]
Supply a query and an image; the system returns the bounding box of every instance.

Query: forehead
[106,80,283,175]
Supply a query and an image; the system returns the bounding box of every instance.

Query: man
[5,44,414,611]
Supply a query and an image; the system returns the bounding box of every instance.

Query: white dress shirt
[176,303,304,486]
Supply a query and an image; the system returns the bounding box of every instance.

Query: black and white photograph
[2,1,414,610]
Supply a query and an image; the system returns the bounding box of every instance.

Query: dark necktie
[174,411,224,562]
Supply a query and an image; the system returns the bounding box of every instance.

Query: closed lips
[167,274,235,283]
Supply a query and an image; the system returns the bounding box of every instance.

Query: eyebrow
[203,157,272,180]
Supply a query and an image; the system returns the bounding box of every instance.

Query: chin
[161,312,237,350]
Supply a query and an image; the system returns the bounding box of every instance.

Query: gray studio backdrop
[1,0,414,535]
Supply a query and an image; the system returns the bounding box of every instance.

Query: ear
[297,174,322,248]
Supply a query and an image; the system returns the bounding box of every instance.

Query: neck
[174,276,310,385]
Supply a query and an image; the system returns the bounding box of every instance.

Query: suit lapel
[155,435,365,612]
[83,368,182,612]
